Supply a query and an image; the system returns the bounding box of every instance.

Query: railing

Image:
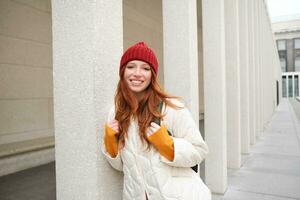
[282,72,300,97]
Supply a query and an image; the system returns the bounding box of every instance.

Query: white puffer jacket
[102,100,211,200]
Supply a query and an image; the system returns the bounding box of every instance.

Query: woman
[102,42,211,200]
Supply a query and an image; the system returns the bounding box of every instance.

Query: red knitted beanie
[120,42,158,76]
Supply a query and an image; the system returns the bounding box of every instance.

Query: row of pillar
[204,0,282,193]
[52,0,282,199]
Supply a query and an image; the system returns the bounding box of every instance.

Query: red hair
[114,67,180,149]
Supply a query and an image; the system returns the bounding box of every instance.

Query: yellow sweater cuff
[147,125,174,161]
[104,124,119,158]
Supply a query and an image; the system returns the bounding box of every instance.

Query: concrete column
[52,1,123,200]
[162,0,199,124]
[298,74,300,97]
[254,0,262,137]
[202,0,227,193]
[254,0,261,136]
[239,0,250,154]
[248,0,257,145]
[293,75,295,97]
[261,2,267,122]
[259,0,265,132]
[225,0,241,169]
[285,75,289,97]
[252,0,257,129]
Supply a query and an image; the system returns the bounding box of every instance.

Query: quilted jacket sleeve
[101,106,123,171]
[160,103,208,168]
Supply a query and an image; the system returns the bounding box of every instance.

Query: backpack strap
[153,101,163,125]
[154,101,198,172]
[154,101,172,136]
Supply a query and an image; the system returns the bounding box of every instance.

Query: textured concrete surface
[213,98,300,200]
[225,0,241,169]
[0,148,54,177]
[52,1,123,199]
[202,0,227,193]
[0,0,53,146]
[163,0,199,123]
[239,0,250,155]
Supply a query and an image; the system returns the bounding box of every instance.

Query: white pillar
[202,0,227,193]
[248,0,257,145]
[254,0,262,138]
[239,0,250,154]
[261,2,267,122]
[285,75,289,98]
[293,75,295,97]
[298,73,300,97]
[52,1,123,200]
[259,0,265,133]
[162,0,199,124]
[225,0,241,169]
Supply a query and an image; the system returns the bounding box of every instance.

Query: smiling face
[123,60,152,98]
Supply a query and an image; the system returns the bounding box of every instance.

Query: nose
[133,67,142,76]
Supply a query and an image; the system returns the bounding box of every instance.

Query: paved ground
[0,162,56,200]
[1,99,300,200]
[213,98,300,200]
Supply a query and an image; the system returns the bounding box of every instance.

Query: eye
[143,67,151,71]
[126,65,134,69]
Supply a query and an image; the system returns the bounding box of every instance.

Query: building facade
[273,19,300,97]
[273,19,300,72]
[0,0,281,199]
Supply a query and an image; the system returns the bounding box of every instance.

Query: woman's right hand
[104,119,120,158]
[107,119,119,134]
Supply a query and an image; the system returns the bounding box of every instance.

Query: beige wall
[0,0,53,145]
[123,0,164,84]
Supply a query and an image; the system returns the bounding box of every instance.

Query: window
[288,76,293,97]
[282,76,287,97]
[295,57,300,72]
[277,40,286,50]
[278,50,287,72]
[295,75,299,97]
[280,58,286,72]
[295,38,300,49]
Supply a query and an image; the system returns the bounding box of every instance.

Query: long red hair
[115,66,180,148]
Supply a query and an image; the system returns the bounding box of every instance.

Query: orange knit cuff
[147,125,174,161]
[104,124,119,158]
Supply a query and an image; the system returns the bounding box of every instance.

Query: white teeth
[131,80,143,84]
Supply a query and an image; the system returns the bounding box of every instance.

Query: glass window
[277,40,286,50]
[278,50,286,58]
[295,38,300,49]
[289,76,293,97]
[295,57,300,72]
[295,75,299,97]
[280,58,286,72]
[282,76,287,97]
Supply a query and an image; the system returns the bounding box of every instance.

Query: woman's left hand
[146,122,161,137]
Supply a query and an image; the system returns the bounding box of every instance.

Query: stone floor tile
[221,189,297,200]
[0,162,56,200]
[228,170,300,199]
